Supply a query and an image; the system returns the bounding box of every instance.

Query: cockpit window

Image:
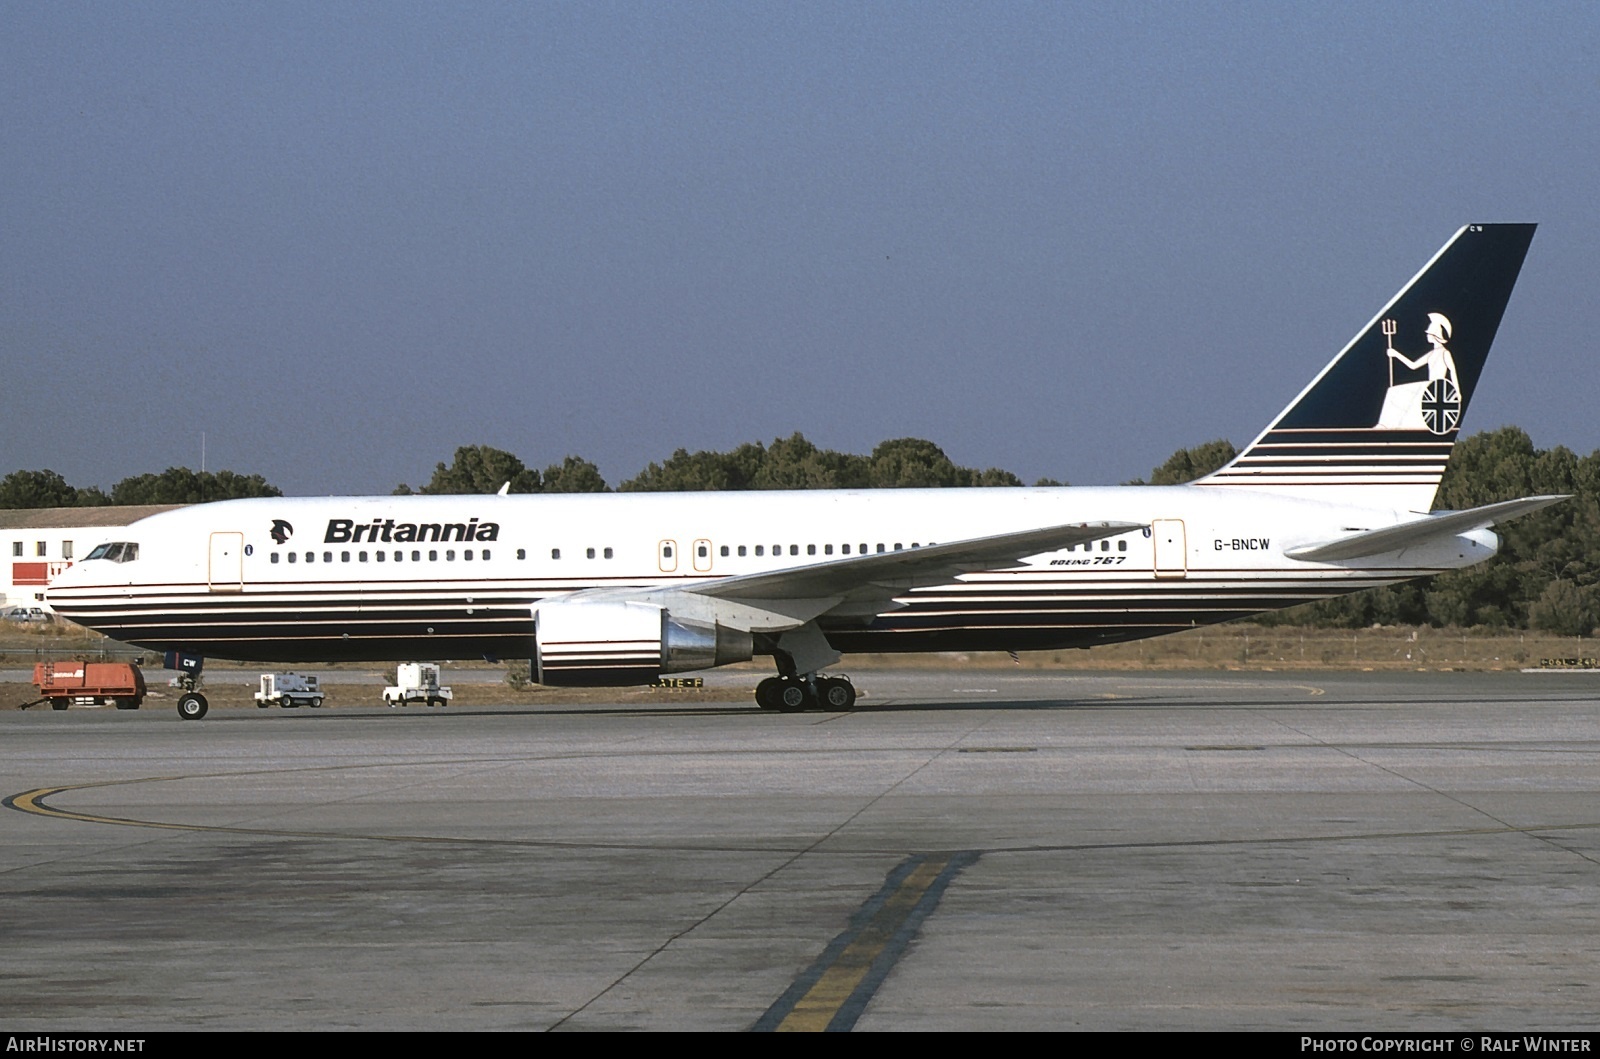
[86,542,138,563]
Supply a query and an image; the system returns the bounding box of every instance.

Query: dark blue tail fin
[1198,224,1536,511]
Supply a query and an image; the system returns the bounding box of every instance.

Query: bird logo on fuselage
[269,519,294,544]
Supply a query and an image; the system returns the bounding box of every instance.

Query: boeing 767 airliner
[48,224,1561,718]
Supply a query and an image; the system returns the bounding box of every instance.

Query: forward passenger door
[208,532,245,592]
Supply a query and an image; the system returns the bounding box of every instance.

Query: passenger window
[1118,540,1127,551]
[412,551,421,562]
[393,551,402,562]
[324,552,333,563]
[860,543,869,554]
[429,550,438,561]
[698,544,709,558]
[790,545,799,556]
[359,551,368,562]
[287,552,297,563]
[376,551,385,562]
[446,550,456,561]
[876,544,885,553]
[825,544,833,555]
[587,548,595,559]
[604,547,613,559]
[662,544,674,558]
[755,545,764,556]
[518,549,528,560]
[720,545,730,557]
[1100,541,1109,552]
[894,543,903,551]
[737,545,746,557]
[482,549,491,560]
[807,544,816,555]
[842,544,851,555]
[551,548,560,559]
[305,552,315,563]
[341,551,350,562]
[271,553,280,564]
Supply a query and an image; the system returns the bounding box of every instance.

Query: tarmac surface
[2,669,1598,1031]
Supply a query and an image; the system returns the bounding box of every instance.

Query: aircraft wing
[561,519,1142,631]
[694,520,1143,601]
[1285,495,1568,562]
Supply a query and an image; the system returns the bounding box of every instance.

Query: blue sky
[4,1,1597,494]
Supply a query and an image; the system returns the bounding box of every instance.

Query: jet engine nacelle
[532,600,753,686]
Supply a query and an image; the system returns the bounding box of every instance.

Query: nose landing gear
[165,651,208,720]
[176,688,209,720]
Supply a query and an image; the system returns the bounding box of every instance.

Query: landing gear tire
[777,681,813,713]
[818,677,856,710]
[177,693,208,721]
[755,677,783,711]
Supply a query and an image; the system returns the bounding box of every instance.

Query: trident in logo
[1382,318,1398,386]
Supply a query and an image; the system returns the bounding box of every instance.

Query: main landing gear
[753,623,857,712]
[754,673,857,712]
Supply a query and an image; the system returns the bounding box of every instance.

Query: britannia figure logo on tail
[1376,312,1461,434]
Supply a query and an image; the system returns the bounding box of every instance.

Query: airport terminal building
[1,506,180,611]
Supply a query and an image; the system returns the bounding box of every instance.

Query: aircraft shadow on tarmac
[187,696,1346,721]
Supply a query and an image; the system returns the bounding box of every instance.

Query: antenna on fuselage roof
[497,482,510,496]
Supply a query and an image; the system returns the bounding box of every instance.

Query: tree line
[0,435,1045,507]
[0,467,282,507]
[5,427,1597,634]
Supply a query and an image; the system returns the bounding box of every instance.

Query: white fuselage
[45,486,1494,665]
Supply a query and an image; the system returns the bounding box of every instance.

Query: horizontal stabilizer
[1285,495,1568,562]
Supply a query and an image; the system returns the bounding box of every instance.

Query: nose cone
[43,561,80,602]
[43,558,101,626]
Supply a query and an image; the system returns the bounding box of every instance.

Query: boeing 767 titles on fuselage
[49,224,1563,718]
